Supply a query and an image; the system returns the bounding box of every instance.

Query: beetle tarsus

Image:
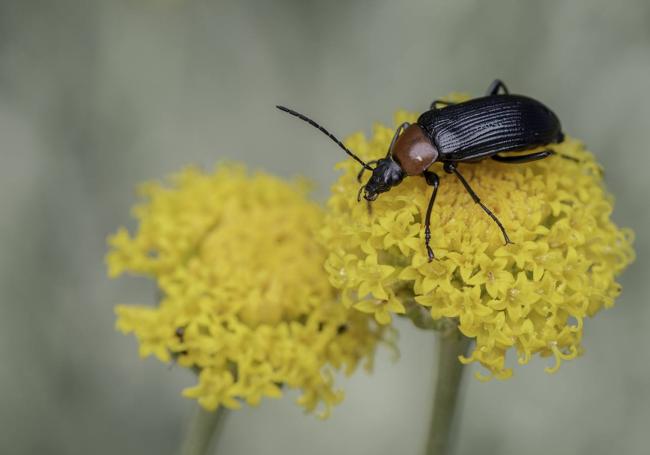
[423,170,440,262]
[549,150,580,163]
[478,200,512,245]
[426,244,435,262]
[425,225,435,261]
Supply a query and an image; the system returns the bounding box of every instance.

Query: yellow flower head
[107,164,384,417]
[321,95,634,380]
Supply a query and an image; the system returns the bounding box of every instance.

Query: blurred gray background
[1,1,648,454]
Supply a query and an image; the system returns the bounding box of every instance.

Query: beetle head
[360,158,405,202]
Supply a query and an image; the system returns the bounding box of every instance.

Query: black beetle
[277,79,568,261]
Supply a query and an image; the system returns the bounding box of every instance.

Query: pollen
[107,164,384,417]
[320,97,635,380]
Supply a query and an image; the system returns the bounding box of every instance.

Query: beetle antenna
[276,105,373,171]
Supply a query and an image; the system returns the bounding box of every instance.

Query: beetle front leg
[486,79,509,96]
[443,162,513,245]
[387,122,411,158]
[422,170,440,262]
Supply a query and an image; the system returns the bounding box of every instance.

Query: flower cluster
[107,165,384,417]
[320,96,634,379]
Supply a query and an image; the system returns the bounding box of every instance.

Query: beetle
[277,79,568,261]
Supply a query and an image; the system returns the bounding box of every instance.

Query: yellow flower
[320,95,634,380]
[107,164,384,417]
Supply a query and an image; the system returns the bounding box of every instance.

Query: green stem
[179,406,228,455]
[425,328,471,455]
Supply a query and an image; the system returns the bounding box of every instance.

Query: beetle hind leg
[443,162,513,245]
[492,150,553,164]
[551,150,581,163]
[493,149,582,164]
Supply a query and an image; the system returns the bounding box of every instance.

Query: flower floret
[108,165,384,416]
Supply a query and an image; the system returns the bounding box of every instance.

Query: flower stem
[179,406,228,455]
[425,327,471,455]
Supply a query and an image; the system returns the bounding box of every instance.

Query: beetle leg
[486,79,509,96]
[492,150,553,163]
[387,122,411,158]
[422,170,440,262]
[430,99,456,110]
[443,162,513,245]
[357,160,379,182]
[357,185,367,202]
[551,150,581,163]
[493,149,581,165]
[502,149,580,163]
